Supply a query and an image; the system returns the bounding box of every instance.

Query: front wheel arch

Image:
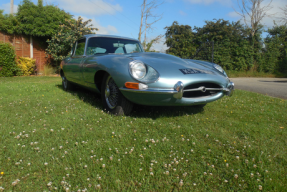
[101,73,133,115]
[94,70,107,92]
[60,69,64,78]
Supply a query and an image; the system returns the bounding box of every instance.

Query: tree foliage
[0,10,19,34]
[45,17,97,61]
[16,0,72,38]
[164,19,287,74]
[263,24,287,73]
[193,19,258,70]
[165,21,196,58]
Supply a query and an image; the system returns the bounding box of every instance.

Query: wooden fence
[0,31,49,72]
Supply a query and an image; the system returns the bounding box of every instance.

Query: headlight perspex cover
[129,60,159,83]
[213,64,227,76]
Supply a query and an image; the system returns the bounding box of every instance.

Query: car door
[66,38,86,83]
[82,37,108,84]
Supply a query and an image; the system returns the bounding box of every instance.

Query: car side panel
[82,55,134,88]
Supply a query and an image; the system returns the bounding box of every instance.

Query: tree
[233,0,271,69]
[145,35,163,52]
[138,0,163,49]
[263,24,287,73]
[16,0,72,38]
[234,0,273,38]
[279,5,287,25]
[0,10,19,34]
[46,17,97,62]
[165,21,196,58]
[193,19,256,70]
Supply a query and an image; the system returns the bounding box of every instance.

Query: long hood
[127,52,228,88]
[128,52,218,76]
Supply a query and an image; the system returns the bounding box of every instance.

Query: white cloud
[228,11,240,18]
[184,0,232,6]
[179,10,187,16]
[46,0,122,16]
[260,0,285,27]
[79,16,118,35]
[1,3,18,14]
[229,0,287,28]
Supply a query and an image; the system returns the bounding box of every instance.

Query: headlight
[129,60,146,80]
[213,64,227,76]
[129,60,160,83]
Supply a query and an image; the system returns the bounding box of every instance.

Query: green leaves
[165,21,196,59]
[164,19,284,73]
[16,0,72,37]
[0,42,21,77]
[262,25,287,73]
[45,16,98,62]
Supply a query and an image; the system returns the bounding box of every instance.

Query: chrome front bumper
[120,81,235,99]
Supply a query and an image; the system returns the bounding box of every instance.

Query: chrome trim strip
[119,88,177,94]
[120,81,234,98]
[184,87,229,92]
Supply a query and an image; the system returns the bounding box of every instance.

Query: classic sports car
[60,34,234,115]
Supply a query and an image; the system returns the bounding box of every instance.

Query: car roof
[82,34,140,42]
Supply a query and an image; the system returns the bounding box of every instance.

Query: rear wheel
[101,74,133,115]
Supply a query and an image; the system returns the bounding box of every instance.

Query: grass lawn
[0,76,286,191]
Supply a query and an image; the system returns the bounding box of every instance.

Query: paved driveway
[230,78,287,100]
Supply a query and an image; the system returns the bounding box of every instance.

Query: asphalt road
[230,78,287,100]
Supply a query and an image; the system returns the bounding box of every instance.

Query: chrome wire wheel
[104,76,119,109]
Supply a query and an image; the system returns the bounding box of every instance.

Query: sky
[1,0,286,52]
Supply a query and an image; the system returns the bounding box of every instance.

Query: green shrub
[17,57,36,76]
[0,42,21,77]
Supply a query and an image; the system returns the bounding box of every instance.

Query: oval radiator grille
[183,83,222,98]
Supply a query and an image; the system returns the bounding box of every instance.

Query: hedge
[0,42,21,77]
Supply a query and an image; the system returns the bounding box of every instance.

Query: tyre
[62,76,73,91]
[101,74,133,115]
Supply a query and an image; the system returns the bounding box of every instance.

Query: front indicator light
[125,82,148,90]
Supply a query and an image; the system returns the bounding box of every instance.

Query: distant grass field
[0,76,286,191]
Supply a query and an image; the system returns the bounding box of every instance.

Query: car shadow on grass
[55,84,205,119]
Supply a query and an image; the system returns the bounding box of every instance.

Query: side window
[74,39,86,56]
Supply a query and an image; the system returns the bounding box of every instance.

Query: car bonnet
[127,52,221,77]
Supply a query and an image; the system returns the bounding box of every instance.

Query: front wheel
[101,74,133,115]
[62,76,73,91]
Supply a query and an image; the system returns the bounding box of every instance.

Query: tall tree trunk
[143,13,148,49]
[138,0,146,42]
[10,0,14,14]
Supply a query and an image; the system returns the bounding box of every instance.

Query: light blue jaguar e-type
[60,34,234,115]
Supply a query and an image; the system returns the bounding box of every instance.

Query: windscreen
[86,37,143,55]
